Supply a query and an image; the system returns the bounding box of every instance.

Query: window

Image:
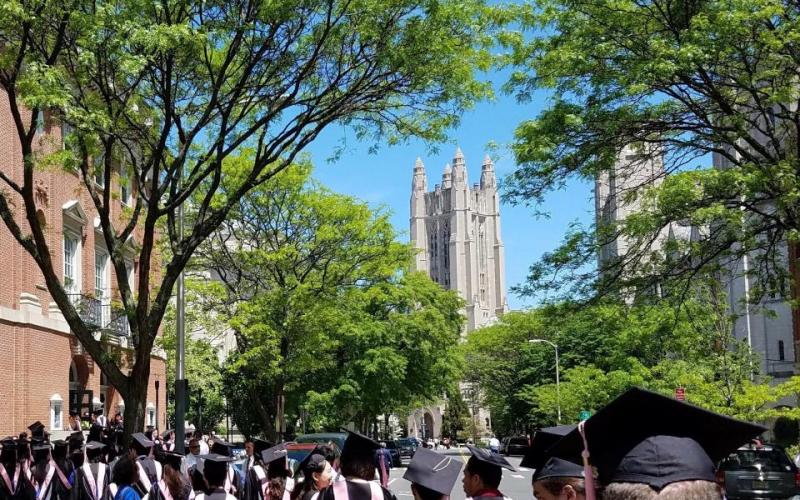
[120,167,131,206]
[95,249,109,325]
[64,234,79,293]
[62,122,73,150]
[779,340,785,361]
[94,150,105,187]
[50,394,63,431]
[146,403,156,427]
[36,110,46,136]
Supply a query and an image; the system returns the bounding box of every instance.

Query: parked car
[396,438,417,459]
[717,443,800,499]
[294,432,347,452]
[503,436,529,456]
[383,440,402,467]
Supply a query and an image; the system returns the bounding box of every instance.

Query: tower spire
[412,157,427,192]
[452,147,467,187]
[480,154,496,189]
[442,163,452,189]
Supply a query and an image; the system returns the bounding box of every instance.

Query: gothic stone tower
[410,148,507,332]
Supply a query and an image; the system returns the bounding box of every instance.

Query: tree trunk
[121,359,151,443]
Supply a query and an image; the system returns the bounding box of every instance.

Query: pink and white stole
[0,464,21,495]
[81,462,107,500]
[331,480,383,500]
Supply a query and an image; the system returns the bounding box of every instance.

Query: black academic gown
[29,464,71,500]
[317,479,396,500]
[241,465,267,500]
[187,465,206,496]
[133,457,162,498]
[0,464,35,500]
[145,479,193,500]
[70,462,111,500]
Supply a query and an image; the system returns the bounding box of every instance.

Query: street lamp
[529,339,561,424]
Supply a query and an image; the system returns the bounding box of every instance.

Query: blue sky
[305,82,594,310]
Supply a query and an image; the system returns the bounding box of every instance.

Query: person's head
[462,456,501,497]
[317,444,339,471]
[0,439,17,468]
[131,433,154,457]
[113,455,137,487]
[189,439,201,456]
[194,430,202,440]
[533,477,586,500]
[203,459,228,488]
[601,480,722,500]
[411,484,445,500]
[379,442,386,449]
[244,440,254,457]
[301,454,333,492]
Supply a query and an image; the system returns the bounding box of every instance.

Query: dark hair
[204,462,227,488]
[163,463,185,500]
[412,484,444,500]
[31,448,51,486]
[317,445,338,465]
[465,457,501,490]
[292,456,327,500]
[340,455,374,481]
[268,477,286,500]
[113,456,137,487]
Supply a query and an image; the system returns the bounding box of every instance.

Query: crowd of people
[0,387,772,500]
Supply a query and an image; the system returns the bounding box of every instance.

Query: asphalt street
[386,449,531,500]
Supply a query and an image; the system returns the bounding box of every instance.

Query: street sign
[579,410,591,420]
[675,387,686,401]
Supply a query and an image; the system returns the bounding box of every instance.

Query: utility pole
[174,172,187,453]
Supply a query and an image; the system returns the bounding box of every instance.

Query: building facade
[0,92,166,438]
[410,148,507,332]
[407,149,505,440]
[596,144,798,381]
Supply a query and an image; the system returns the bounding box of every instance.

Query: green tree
[0,0,502,435]
[441,386,469,439]
[504,0,800,304]
[159,305,226,433]
[194,165,463,439]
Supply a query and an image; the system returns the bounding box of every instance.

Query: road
[386,449,531,500]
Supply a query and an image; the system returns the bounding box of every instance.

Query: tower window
[778,340,785,361]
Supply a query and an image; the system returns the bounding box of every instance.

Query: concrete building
[406,149,505,440]
[0,94,166,438]
[410,148,507,332]
[596,143,798,381]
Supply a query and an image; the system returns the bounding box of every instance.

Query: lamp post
[529,339,561,424]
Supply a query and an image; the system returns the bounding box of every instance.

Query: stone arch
[70,356,89,388]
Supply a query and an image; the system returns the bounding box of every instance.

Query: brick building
[0,92,166,438]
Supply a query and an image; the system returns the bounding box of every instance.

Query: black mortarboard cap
[298,453,327,476]
[85,441,107,451]
[28,422,45,438]
[93,409,103,416]
[253,439,274,455]
[210,439,233,457]
[262,444,290,477]
[160,451,184,471]
[547,387,766,489]
[1,437,17,451]
[131,433,154,450]
[340,430,378,465]
[403,447,463,496]
[521,424,576,470]
[32,442,51,453]
[465,445,516,472]
[200,453,234,477]
[531,457,585,482]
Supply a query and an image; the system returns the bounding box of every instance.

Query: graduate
[241,440,275,500]
[546,387,766,500]
[70,442,111,500]
[68,434,85,474]
[50,442,72,500]
[205,442,238,498]
[461,446,515,500]
[317,431,397,500]
[193,455,237,500]
[291,451,333,500]
[530,458,586,500]
[130,434,161,498]
[402,447,462,500]
[519,425,575,474]
[142,452,191,500]
[28,441,70,500]
[0,437,33,500]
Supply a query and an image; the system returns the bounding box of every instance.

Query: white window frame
[63,231,82,295]
[146,403,156,427]
[95,248,110,326]
[50,394,63,431]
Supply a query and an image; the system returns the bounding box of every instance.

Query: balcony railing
[66,293,132,339]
